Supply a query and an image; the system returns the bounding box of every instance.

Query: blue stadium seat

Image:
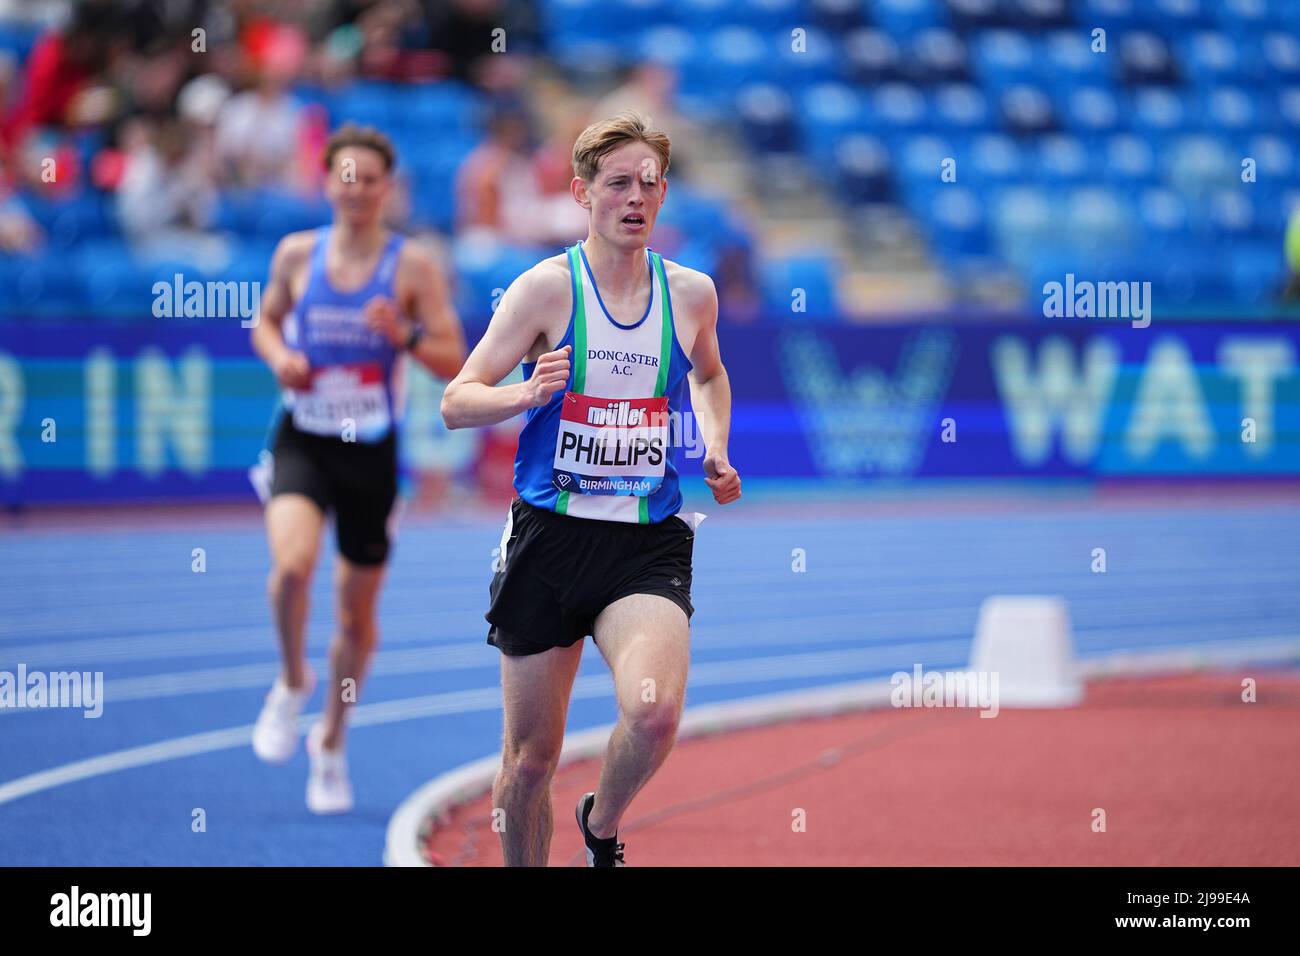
[542,0,625,36]
[1226,239,1287,303]
[943,0,1000,33]
[706,27,776,87]
[673,0,733,28]
[930,84,991,131]
[758,255,836,317]
[1118,32,1181,85]
[1035,135,1091,185]
[215,190,330,237]
[0,22,39,58]
[636,26,696,69]
[1200,86,1259,133]
[739,0,802,31]
[1103,134,1159,185]
[1043,30,1111,85]
[1276,87,1300,132]
[799,84,866,165]
[873,0,947,36]
[1135,187,1192,256]
[967,133,1026,185]
[1002,0,1071,30]
[831,134,894,204]
[451,238,549,319]
[1065,185,1135,255]
[970,30,1037,93]
[330,82,397,127]
[989,186,1054,270]
[1178,31,1249,86]
[905,28,969,85]
[1143,0,1214,31]
[1128,88,1189,133]
[870,83,928,132]
[773,27,837,89]
[999,85,1058,136]
[1211,0,1272,33]
[809,0,866,33]
[17,191,116,248]
[1260,32,1300,82]
[735,84,799,153]
[1060,86,1123,134]
[841,29,904,87]
[1246,133,1295,182]
[924,186,991,258]
[893,134,953,207]
[1079,0,1142,33]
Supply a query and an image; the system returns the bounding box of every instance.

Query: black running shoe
[575,792,625,867]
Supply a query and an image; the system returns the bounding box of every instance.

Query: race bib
[552,392,669,497]
[291,363,391,441]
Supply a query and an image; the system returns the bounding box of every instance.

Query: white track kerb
[382,635,1300,866]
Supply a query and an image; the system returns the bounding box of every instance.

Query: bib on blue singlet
[291,362,392,441]
[552,392,669,497]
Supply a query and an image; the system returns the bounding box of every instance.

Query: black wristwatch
[403,322,425,352]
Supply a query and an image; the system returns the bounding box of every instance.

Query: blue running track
[2,483,1297,865]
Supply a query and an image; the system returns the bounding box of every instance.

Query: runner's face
[325,147,392,227]
[579,141,666,250]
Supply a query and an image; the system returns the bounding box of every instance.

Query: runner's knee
[501,740,562,789]
[268,561,313,599]
[621,692,681,743]
[335,596,376,646]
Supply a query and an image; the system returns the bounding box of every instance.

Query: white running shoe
[251,669,315,764]
[306,723,354,815]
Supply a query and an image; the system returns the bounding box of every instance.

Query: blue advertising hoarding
[0,319,1296,503]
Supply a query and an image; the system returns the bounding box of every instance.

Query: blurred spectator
[524,110,589,245]
[0,160,41,252]
[0,2,121,153]
[117,115,223,263]
[214,20,307,189]
[592,63,699,174]
[454,103,533,243]
[426,0,536,91]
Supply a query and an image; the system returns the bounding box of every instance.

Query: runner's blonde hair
[571,110,671,182]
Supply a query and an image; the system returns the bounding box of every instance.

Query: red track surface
[423,671,1300,866]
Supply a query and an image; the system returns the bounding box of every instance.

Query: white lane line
[5,578,1298,666]
[0,648,978,807]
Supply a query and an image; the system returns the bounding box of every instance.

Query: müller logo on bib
[553,392,670,496]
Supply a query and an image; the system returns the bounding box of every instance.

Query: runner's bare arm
[441,263,572,430]
[250,232,312,389]
[678,269,741,505]
[406,250,467,380]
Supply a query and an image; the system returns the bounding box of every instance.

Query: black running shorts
[269,413,399,566]
[485,498,695,657]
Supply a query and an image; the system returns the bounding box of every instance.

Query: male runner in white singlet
[442,111,741,865]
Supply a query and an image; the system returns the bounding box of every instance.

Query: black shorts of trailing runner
[269,413,398,566]
[486,498,694,657]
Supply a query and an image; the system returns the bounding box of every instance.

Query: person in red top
[1,6,117,153]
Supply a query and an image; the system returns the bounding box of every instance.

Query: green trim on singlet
[567,245,588,394]
[557,246,587,516]
[650,251,673,398]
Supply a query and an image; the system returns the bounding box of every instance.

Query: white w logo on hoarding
[779,329,959,477]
